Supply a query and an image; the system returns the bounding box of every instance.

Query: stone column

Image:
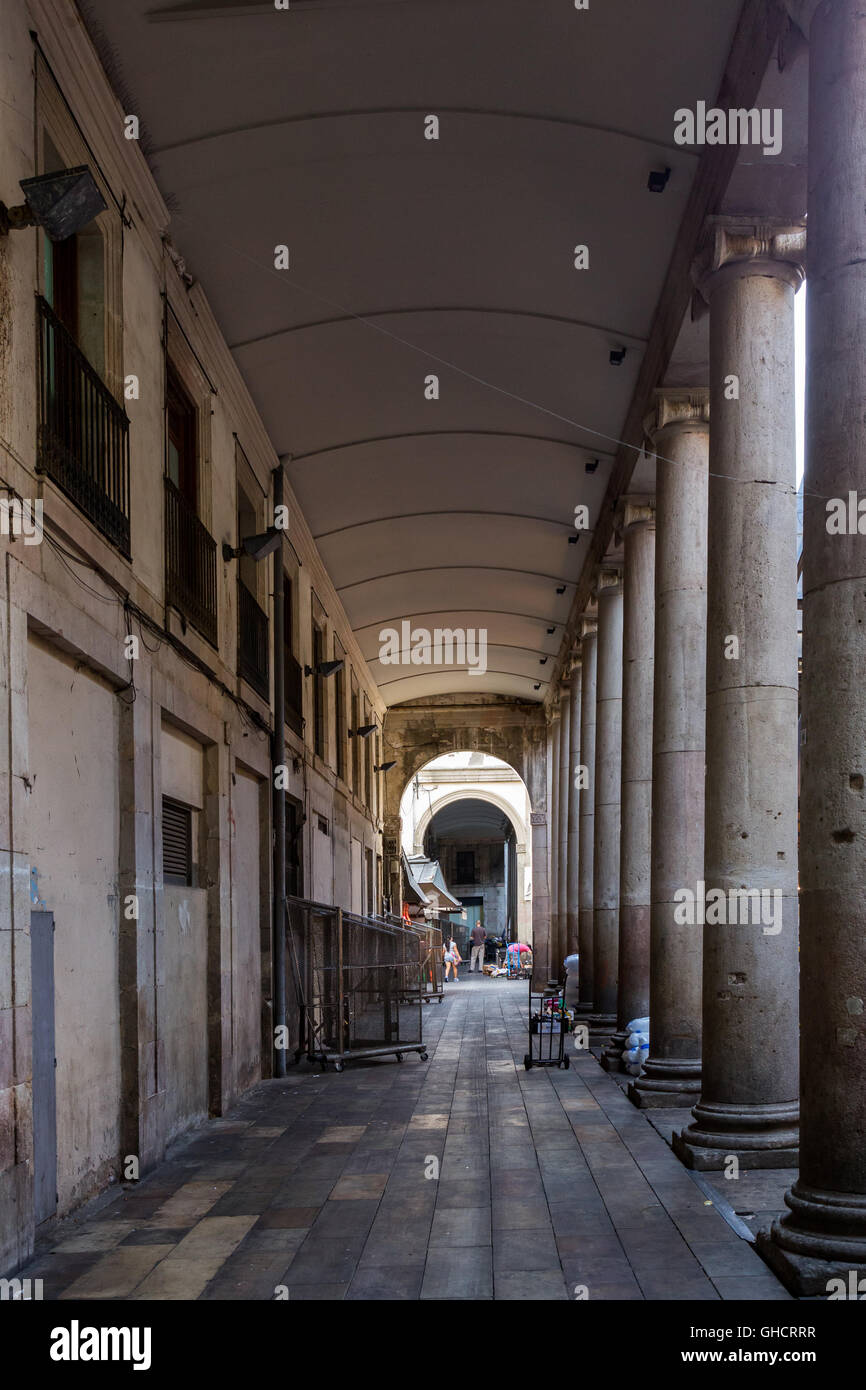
[577,620,597,1014]
[565,657,582,959]
[603,502,655,1071]
[673,219,803,1169]
[589,571,623,1039]
[760,0,866,1293]
[556,677,572,978]
[530,812,552,984]
[630,391,709,1109]
[549,713,560,972]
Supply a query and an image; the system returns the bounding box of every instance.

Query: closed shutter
[162,797,192,885]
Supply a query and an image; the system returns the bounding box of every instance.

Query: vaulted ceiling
[82,0,802,704]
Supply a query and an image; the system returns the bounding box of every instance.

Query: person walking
[443,936,462,982]
[469,921,487,974]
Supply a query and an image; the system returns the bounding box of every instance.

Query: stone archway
[381,694,552,977]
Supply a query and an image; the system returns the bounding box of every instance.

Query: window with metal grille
[456,850,476,883]
[162,797,193,885]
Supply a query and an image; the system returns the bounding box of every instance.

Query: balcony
[36,295,130,555]
[164,477,218,646]
[237,578,269,699]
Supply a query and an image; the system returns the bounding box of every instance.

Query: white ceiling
[83,0,747,702]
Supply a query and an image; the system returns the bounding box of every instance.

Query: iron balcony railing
[285,650,304,737]
[164,477,218,646]
[36,295,130,555]
[237,577,269,699]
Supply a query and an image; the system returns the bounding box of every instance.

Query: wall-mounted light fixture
[647,166,671,193]
[222,529,282,563]
[609,347,627,366]
[585,458,599,473]
[349,723,377,739]
[374,760,397,773]
[304,658,344,678]
[556,585,566,595]
[0,167,106,240]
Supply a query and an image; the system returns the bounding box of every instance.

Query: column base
[600,1029,627,1071]
[586,1013,616,1042]
[754,1181,866,1295]
[627,1056,702,1109]
[673,1099,799,1171]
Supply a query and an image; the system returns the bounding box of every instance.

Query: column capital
[616,494,656,537]
[594,566,623,599]
[579,616,598,642]
[644,388,709,447]
[693,217,806,303]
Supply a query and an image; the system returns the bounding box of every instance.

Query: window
[334,641,346,782]
[311,620,325,759]
[317,814,329,836]
[351,681,361,795]
[365,847,374,917]
[364,702,375,810]
[236,481,268,698]
[456,850,476,883]
[42,133,106,378]
[162,798,193,886]
[286,795,304,898]
[167,367,197,507]
[36,130,129,554]
[284,574,303,736]
[164,361,217,645]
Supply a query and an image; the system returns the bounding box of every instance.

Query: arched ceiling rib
[83,0,749,704]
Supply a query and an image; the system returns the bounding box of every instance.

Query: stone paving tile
[494,1269,569,1300]
[421,1245,494,1299]
[58,1245,177,1299]
[346,1263,425,1300]
[429,1205,491,1247]
[493,1226,560,1274]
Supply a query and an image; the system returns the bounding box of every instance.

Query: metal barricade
[285,896,427,1072]
[404,921,444,1003]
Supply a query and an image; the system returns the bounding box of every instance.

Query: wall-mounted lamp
[647,166,671,193]
[223,529,282,563]
[374,760,397,773]
[585,458,599,473]
[609,347,627,366]
[539,657,548,665]
[349,724,377,739]
[546,626,555,635]
[556,585,566,595]
[568,534,579,544]
[0,167,106,240]
[304,658,344,678]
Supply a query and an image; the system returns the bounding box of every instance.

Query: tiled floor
[18,975,792,1300]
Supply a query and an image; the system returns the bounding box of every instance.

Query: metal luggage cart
[524,978,572,1070]
[286,896,428,1072]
